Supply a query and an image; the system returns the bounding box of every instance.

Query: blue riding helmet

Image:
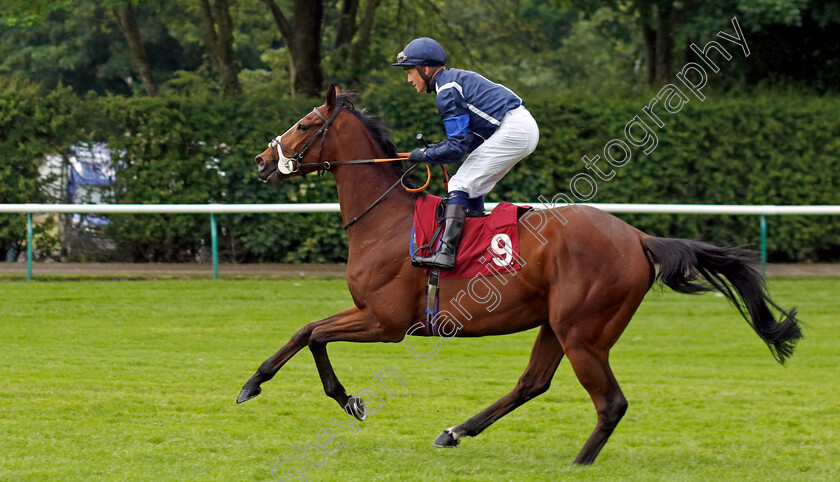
[392,37,447,67]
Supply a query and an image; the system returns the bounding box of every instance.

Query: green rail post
[760,215,768,277]
[210,213,218,279]
[26,213,33,281]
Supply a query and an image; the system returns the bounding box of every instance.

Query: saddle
[412,194,531,336]
[410,194,531,280]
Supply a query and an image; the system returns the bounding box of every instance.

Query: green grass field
[1,277,838,481]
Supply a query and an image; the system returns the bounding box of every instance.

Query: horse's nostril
[255,156,265,171]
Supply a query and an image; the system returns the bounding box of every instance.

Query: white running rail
[3,203,839,280]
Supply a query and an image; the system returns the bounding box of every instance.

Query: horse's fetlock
[445,424,469,438]
[323,380,347,399]
[307,333,326,349]
[600,397,628,426]
[255,364,274,381]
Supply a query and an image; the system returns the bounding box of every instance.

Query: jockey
[393,37,539,270]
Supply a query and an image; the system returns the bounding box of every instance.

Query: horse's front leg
[237,306,360,404]
[307,308,403,421]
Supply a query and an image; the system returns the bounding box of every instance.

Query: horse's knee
[291,325,316,346]
[308,326,331,346]
[254,327,314,378]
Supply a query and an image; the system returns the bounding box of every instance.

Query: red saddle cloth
[411,195,531,280]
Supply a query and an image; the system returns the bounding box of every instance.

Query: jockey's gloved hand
[409,148,426,163]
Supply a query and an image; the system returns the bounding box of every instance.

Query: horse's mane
[336,93,398,158]
[336,93,418,188]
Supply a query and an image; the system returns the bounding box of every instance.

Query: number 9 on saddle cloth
[410,194,531,280]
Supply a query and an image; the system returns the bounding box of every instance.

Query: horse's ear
[326,84,341,111]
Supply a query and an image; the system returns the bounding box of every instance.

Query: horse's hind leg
[237,306,360,404]
[558,305,636,465]
[434,323,564,447]
[564,343,627,465]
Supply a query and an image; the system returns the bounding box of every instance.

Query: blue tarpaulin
[66,143,115,226]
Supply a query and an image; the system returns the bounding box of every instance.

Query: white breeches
[447,105,539,198]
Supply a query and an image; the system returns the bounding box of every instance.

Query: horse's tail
[641,236,803,365]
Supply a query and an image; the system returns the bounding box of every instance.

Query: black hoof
[433,429,460,447]
[236,386,262,404]
[345,396,366,421]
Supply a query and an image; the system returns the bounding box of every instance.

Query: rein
[342,162,423,229]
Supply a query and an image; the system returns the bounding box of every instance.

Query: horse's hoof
[236,386,262,404]
[433,429,460,447]
[345,396,366,421]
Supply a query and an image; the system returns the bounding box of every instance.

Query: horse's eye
[297,124,309,131]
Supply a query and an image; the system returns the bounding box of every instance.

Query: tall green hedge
[6,84,839,262]
[493,92,840,262]
[0,79,80,259]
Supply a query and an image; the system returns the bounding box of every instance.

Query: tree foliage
[564,0,835,88]
[1,0,840,263]
[2,0,838,96]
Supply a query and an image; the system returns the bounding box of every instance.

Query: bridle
[268,104,344,176]
[266,102,424,229]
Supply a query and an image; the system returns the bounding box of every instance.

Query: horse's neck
[333,165,415,234]
[329,119,415,239]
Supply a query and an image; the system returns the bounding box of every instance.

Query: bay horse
[240,85,802,465]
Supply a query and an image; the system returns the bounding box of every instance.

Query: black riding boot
[412,203,467,269]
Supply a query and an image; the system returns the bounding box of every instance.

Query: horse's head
[255,85,343,185]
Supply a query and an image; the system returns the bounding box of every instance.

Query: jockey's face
[405,67,427,93]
